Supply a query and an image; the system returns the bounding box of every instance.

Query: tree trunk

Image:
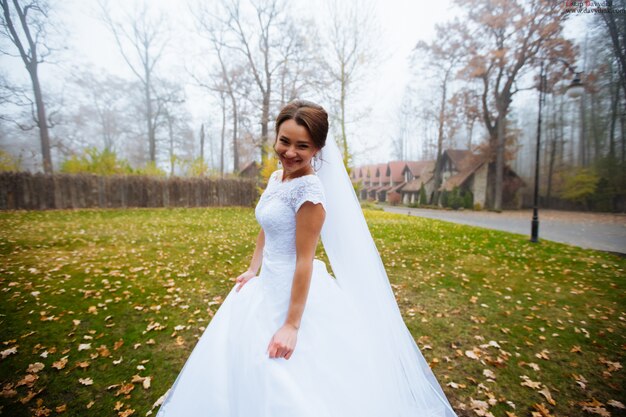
[579,93,586,167]
[602,1,626,102]
[494,110,506,212]
[200,123,205,163]
[220,93,226,177]
[580,33,589,167]
[340,62,349,166]
[167,113,175,176]
[609,78,619,159]
[28,64,53,174]
[145,71,155,163]
[619,101,626,165]
[2,0,53,174]
[214,39,239,173]
[261,91,270,162]
[208,120,215,169]
[547,131,557,206]
[467,118,475,151]
[230,93,239,172]
[430,75,448,206]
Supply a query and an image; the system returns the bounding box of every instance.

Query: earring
[312,154,321,171]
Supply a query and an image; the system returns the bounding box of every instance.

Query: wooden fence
[0,172,258,210]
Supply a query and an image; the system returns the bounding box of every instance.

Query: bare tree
[413,19,465,204]
[392,90,418,161]
[199,123,205,164]
[452,88,481,151]
[156,80,187,176]
[0,0,53,173]
[193,3,247,173]
[321,0,380,167]
[194,0,322,170]
[70,70,130,152]
[98,0,169,164]
[544,91,566,205]
[275,18,322,107]
[187,51,243,176]
[597,1,626,165]
[215,0,287,163]
[0,71,34,126]
[601,0,626,103]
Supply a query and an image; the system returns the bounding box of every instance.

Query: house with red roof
[384,161,409,204]
[397,160,436,205]
[351,149,525,209]
[353,160,429,204]
[366,163,389,201]
[351,164,377,200]
[436,149,525,209]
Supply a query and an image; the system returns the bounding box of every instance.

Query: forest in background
[1,0,625,211]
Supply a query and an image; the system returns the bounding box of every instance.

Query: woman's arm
[248,227,265,275]
[285,203,325,329]
[267,202,325,359]
[235,228,264,292]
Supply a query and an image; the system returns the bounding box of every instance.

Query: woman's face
[274,119,319,177]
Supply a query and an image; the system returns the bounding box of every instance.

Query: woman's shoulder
[291,174,325,197]
[290,174,325,212]
[300,174,323,186]
[271,169,282,180]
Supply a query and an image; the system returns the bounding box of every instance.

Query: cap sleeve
[270,169,281,182]
[290,176,326,213]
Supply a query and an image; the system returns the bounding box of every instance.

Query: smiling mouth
[282,158,301,165]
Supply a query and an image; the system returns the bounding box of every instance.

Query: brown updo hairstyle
[275,100,329,150]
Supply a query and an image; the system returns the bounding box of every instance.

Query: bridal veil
[317,137,458,417]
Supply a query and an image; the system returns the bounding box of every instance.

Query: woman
[156,100,458,417]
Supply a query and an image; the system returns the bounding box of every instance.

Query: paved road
[383,206,626,255]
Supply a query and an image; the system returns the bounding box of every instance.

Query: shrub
[130,161,167,177]
[593,176,618,212]
[184,157,210,177]
[60,147,132,175]
[560,168,599,209]
[440,189,449,207]
[463,190,474,209]
[419,184,428,205]
[360,201,384,211]
[260,144,279,183]
[449,186,464,210]
[0,149,21,172]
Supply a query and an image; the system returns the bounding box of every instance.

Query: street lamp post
[531,62,546,243]
[530,64,584,243]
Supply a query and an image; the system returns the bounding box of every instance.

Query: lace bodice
[255,169,326,258]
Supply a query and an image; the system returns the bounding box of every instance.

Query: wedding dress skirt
[156,251,448,417]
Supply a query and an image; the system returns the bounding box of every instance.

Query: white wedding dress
[156,168,456,417]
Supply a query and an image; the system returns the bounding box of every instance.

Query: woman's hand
[267,324,298,360]
[235,270,256,292]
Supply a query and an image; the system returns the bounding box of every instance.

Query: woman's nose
[285,147,297,157]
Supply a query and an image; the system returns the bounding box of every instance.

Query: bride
[156,100,458,417]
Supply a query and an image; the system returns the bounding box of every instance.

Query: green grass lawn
[0,207,624,417]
